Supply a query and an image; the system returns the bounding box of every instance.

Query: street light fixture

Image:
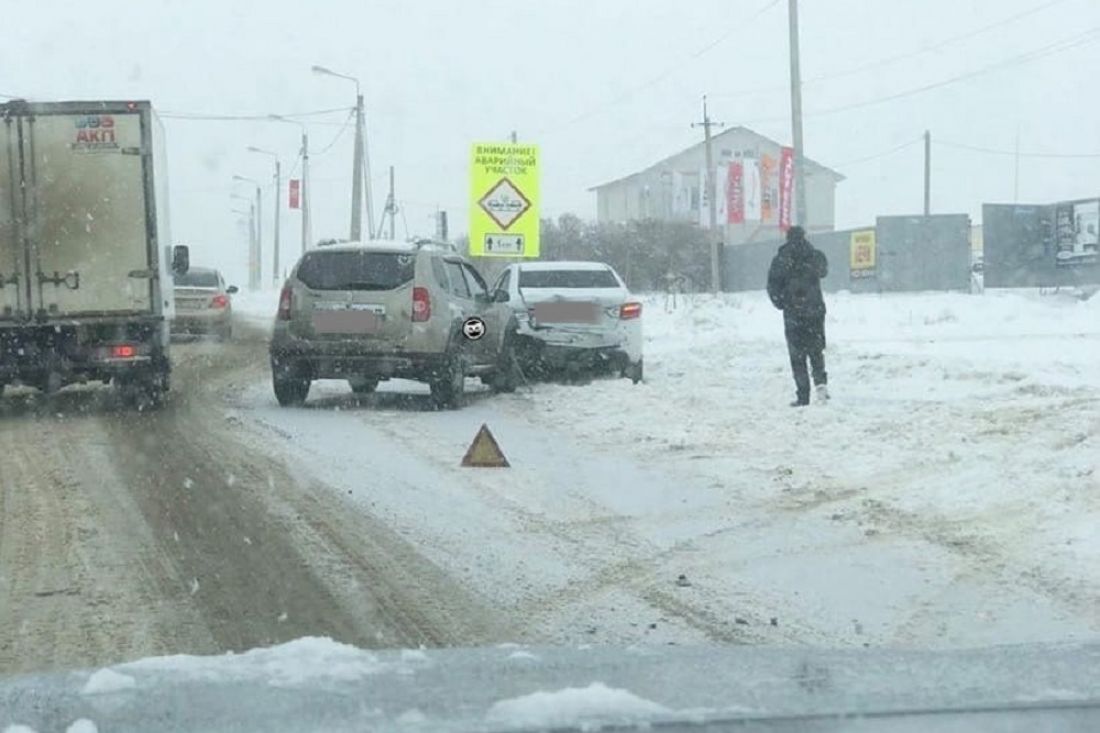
[269,115,312,255]
[247,146,282,286]
[233,175,262,291]
[313,64,374,241]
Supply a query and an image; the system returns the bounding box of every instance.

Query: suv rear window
[297,251,416,291]
[518,269,619,288]
[175,270,219,288]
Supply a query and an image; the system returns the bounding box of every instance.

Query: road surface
[0,322,508,677]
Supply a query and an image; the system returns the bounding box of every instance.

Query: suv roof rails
[410,237,459,253]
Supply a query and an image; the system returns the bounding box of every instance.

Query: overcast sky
[4,0,1099,286]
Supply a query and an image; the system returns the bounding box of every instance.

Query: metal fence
[722,214,972,294]
[984,202,1100,288]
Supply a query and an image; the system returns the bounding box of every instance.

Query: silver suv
[269,241,518,407]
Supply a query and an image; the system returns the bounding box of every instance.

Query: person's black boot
[790,394,810,407]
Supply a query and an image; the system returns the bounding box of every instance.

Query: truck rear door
[0,112,29,321]
[22,109,153,317]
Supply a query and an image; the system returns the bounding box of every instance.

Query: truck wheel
[626,359,644,385]
[429,351,465,409]
[348,376,379,395]
[217,324,233,342]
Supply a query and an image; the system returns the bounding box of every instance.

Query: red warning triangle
[461,424,510,468]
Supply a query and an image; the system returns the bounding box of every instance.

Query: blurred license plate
[532,301,600,324]
[313,310,381,334]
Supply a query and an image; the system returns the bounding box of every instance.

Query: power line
[534,0,781,137]
[805,28,1098,118]
[712,0,1075,98]
[935,139,1100,158]
[161,106,351,121]
[829,135,925,168]
[734,27,1098,125]
[310,110,356,156]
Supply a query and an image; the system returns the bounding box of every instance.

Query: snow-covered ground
[230,288,1100,649]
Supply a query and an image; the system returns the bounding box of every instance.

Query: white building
[590,126,845,245]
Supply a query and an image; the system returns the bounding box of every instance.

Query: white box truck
[0,99,187,402]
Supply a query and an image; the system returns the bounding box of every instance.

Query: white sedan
[491,261,643,383]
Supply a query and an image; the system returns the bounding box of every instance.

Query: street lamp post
[269,115,311,255]
[312,64,374,241]
[230,195,256,290]
[248,147,282,286]
[233,175,262,290]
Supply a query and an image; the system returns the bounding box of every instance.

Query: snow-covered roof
[589,125,846,192]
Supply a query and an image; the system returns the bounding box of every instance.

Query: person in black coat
[767,226,829,407]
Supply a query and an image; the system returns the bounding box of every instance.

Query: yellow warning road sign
[461,423,510,468]
[469,142,540,258]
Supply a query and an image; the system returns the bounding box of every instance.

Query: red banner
[779,147,794,232]
[289,179,301,210]
[727,161,744,224]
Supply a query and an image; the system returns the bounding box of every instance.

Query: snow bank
[119,637,383,688]
[231,288,281,332]
[64,721,98,733]
[80,668,136,695]
[486,682,669,729]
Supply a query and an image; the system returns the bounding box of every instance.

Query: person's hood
[2,639,1100,732]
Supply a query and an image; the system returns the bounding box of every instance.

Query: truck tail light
[277,285,293,320]
[619,302,642,320]
[210,294,229,310]
[412,287,431,322]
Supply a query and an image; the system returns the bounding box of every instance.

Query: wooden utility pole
[788,0,808,227]
[923,130,931,216]
[692,95,725,293]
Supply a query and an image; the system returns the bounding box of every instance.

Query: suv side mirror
[493,289,510,303]
[227,285,239,294]
[172,245,190,275]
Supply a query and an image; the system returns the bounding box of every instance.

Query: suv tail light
[277,285,293,320]
[111,344,137,359]
[210,294,229,310]
[619,302,642,320]
[412,287,431,322]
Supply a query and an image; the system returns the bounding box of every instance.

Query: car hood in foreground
[2,639,1099,732]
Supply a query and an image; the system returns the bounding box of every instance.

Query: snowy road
[1,288,1098,677]
[0,325,507,676]
[229,288,1100,649]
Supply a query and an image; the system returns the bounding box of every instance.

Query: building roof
[589,126,846,192]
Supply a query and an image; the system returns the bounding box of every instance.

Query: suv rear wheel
[429,351,465,408]
[272,358,311,407]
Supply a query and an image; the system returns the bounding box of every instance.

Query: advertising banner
[760,153,777,224]
[713,163,728,225]
[779,146,794,231]
[288,179,300,209]
[743,158,761,221]
[1055,199,1099,267]
[849,229,876,279]
[728,161,744,224]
